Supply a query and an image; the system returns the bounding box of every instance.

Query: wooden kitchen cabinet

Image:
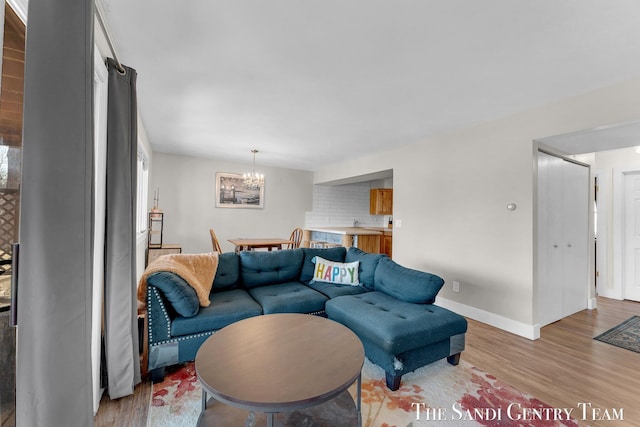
[370,189,393,215]
[381,232,392,258]
[356,234,381,254]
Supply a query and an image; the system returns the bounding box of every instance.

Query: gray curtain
[104,58,141,399]
[17,1,94,425]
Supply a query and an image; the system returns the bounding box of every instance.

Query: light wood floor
[94,297,640,426]
[464,297,640,427]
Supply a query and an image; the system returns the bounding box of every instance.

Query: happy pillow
[311,256,359,286]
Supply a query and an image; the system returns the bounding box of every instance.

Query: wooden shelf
[147,212,163,247]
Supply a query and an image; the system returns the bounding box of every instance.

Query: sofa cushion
[147,272,200,317]
[171,289,262,336]
[325,292,468,354]
[374,257,444,304]
[305,281,369,299]
[240,249,304,288]
[299,247,347,283]
[310,256,359,286]
[345,247,385,290]
[212,252,240,290]
[247,282,328,314]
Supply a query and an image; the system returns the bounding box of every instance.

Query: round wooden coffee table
[195,313,364,426]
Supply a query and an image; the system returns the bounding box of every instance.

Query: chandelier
[244,149,264,189]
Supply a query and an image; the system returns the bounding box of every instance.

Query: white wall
[150,153,313,254]
[314,76,640,337]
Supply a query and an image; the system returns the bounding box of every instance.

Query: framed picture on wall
[215,172,264,209]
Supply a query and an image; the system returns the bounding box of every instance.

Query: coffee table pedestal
[197,389,359,426]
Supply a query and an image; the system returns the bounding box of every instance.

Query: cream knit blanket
[137,252,219,307]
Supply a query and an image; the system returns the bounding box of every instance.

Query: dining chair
[288,227,303,249]
[209,228,223,253]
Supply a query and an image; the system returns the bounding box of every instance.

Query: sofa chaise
[141,246,468,390]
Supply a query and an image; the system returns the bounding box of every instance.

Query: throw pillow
[299,246,347,283]
[310,256,360,286]
[146,271,200,317]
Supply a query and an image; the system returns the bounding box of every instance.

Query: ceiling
[100,0,640,171]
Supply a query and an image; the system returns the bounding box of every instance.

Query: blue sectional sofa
[143,246,467,389]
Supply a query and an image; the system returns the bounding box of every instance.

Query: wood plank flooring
[94,297,640,426]
[463,297,640,427]
[93,379,151,427]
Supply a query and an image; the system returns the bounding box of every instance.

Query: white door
[538,153,564,326]
[623,172,640,301]
[537,152,589,326]
[561,160,589,316]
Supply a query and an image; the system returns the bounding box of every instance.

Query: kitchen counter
[359,227,393,233]
[303,227,391,255]
[305,226,385,236]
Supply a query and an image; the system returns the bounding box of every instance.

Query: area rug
[594,316,640,353]
[148,359,579,427]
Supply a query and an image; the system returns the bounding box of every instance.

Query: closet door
[538,153,564,326]
[537,152,589,327]
[561,159,589,316]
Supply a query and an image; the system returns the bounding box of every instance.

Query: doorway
[537,123,640,303]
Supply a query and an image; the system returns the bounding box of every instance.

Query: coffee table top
[195,313,364,413]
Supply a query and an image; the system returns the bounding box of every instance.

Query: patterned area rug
[148,359,579,427]
[594,316,640,353]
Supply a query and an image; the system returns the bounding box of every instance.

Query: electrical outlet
[395,219,402,228]
[453,281,460,292]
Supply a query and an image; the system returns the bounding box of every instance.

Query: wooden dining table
[228,238,294,252]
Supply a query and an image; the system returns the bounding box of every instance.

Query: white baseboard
[588,297,598,310]
[435,297,540,340]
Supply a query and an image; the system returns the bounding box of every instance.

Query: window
[136,151,149,234]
